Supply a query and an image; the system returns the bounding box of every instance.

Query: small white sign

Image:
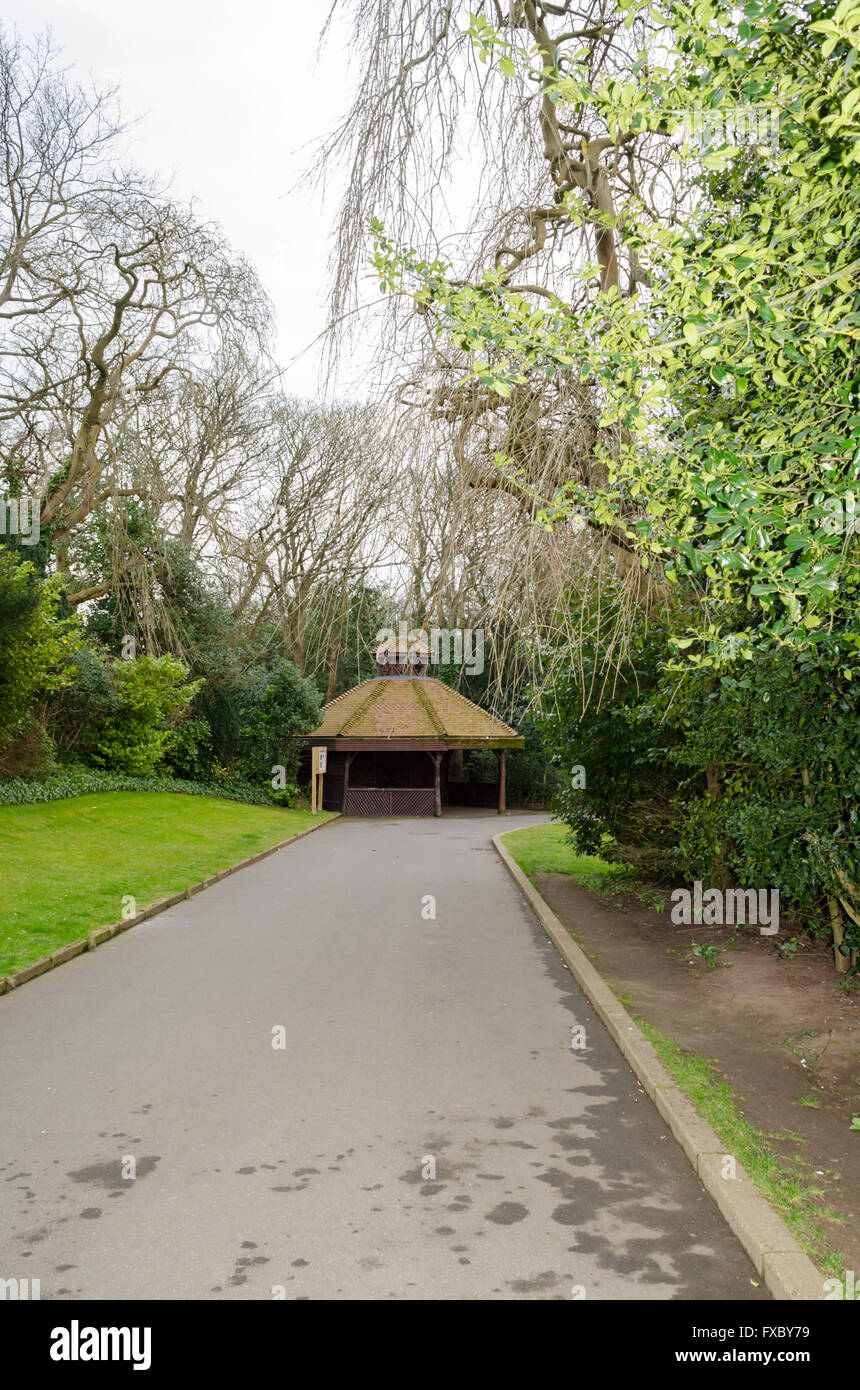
[314,746,327,774]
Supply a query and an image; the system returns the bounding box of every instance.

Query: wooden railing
[344,787,436,816]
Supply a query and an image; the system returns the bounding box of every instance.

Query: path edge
[493,830,824,1303]
[1,813,341,999]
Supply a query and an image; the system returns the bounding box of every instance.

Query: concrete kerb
[492,830,825,1303]
[2,813,341,997]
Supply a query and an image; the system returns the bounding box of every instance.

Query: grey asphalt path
[0,812,766,1301]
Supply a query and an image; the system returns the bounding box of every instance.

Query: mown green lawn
[501,820,625,881]
[0,793,332,976]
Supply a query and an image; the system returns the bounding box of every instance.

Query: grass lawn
[501,820,626,882]
[0,792,332,976]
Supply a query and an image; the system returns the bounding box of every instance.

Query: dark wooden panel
[447,781,499,808]
[345,787,436,816]
[321,774,344,811]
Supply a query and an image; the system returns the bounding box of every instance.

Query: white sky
[4,0,362,397]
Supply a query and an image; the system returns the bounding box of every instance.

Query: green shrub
[268,783,304,808]
[0,719,56,779]
[536,604,685,878]
[235,657,321,782]
[163,716,211,779]
[0,768,277,807]
[90,654,203,776]
[0,550,78,752]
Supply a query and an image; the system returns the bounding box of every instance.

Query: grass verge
[637,1017,850,1286]
[500,820,625,881]
[0,792,333,976]
[503,821,853,1292]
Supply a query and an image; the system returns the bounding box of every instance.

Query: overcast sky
[5,0,362,397]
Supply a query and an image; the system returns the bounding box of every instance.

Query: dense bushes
[663,652,860,952]
[538,611,686,878]
[0,544,322,799]
[48,648,204,776]
[0,550,78,768]
[44,647,320,793]
[88,655,200,775]
[235,658,321,783]
[538,594,860,968]
[0,769,276,807]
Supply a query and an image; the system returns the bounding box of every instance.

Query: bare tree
[0,28,270,603]
[214,397,399,678]
[315,2,686,627]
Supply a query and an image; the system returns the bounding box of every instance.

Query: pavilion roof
[305,677,524,748]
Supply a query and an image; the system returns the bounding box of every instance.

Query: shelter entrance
[299,656,523,818]
[318,746,509,817]
[322,748,443,816]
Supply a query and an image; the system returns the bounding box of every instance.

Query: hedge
[0,768,278,808]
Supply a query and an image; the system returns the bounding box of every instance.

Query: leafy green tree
[236,658,322,783]
[91,655,202,777]
[0,549,78,761]
[536,595,685,874]
[371,0,860,662]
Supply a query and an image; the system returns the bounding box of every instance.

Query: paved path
[0,813,766,1300]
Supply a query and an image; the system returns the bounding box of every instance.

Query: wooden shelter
[301,645,524,816]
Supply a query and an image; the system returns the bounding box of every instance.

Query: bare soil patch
[536,872,860,1273]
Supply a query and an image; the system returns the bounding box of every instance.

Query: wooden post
[497,750,506,815]
[342,751,355,814]
[311,745,327,814]
[433,752,442,817]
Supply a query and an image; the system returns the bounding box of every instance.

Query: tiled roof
[308,677,523,746]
